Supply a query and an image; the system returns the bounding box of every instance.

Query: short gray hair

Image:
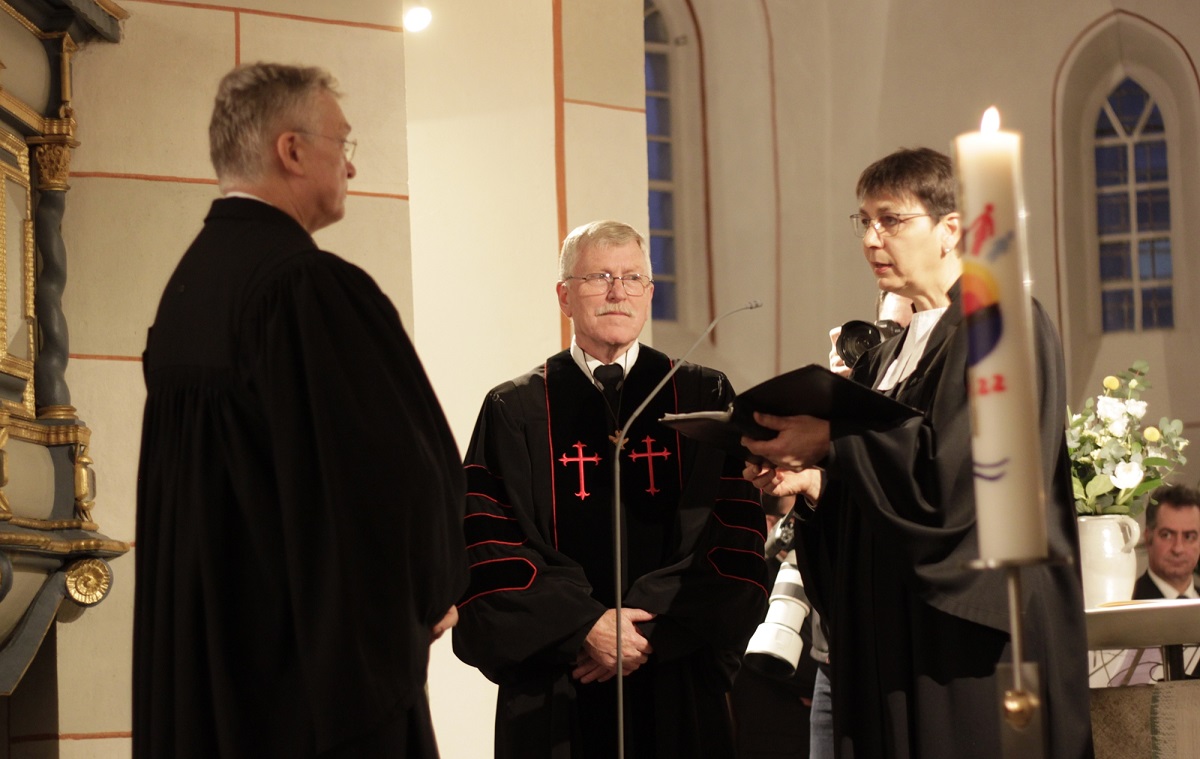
[558,220,652,280]
[209,62,339,184]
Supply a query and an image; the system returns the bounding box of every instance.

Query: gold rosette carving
[65,558,112,606]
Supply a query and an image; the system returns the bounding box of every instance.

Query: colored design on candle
[966,203,995,255]
[984,230,1014,262]
[961,259,1003,366]
[974,457,1010,481]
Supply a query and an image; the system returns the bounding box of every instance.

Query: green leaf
[1086,474,1115,499]
[1133,477,1162,497]
[1142,456,1171,468]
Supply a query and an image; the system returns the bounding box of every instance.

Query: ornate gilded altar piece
[0,0,127,693]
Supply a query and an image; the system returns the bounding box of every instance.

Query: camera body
[835,318,904,368]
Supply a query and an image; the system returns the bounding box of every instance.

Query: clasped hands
[572,608,656,684]
[569,414,830,683]
[741,412,829,502]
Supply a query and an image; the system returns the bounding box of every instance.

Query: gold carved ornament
[0,426,9,515]
[73,442,94,522]
[64,558,111,606]
[28,105,79,193]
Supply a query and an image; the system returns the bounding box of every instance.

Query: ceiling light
[404,4,432,32]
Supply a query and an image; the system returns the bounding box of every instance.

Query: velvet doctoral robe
[135,198,468,758]
[453,347,768,759]
[796,282,1094,759]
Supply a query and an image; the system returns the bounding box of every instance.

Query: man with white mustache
[453,220,768,758]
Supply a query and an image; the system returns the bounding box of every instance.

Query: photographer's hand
[743,462,822,503]
[828,326,851,378]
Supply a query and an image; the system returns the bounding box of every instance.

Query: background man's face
[557,240,653,360]
[1147,503,1200,587]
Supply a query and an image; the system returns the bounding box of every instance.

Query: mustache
[594,304,634,317]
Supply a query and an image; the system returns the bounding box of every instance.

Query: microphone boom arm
[610,298,762,759]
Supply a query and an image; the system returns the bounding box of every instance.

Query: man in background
[1135,484,1200,677]
[1100,484,1200,685]
[135,62,466,758]
[1135,484,1200,600]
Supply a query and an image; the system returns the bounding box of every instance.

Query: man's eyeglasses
[562,272,653,296]
[850,212,931,238]
[298,131,357,162]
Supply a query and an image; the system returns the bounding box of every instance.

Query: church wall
[661,0,1200,482]
[684,0,788,389]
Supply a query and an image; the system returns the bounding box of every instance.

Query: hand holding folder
[659,364,921,462]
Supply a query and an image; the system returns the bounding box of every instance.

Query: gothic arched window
[1094,77,1173,332]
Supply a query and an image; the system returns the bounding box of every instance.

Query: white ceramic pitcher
[1077,514,1141,608]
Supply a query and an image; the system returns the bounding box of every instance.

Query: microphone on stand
[609,298,763,759]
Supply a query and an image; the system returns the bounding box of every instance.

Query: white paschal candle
[952,107,1048,562]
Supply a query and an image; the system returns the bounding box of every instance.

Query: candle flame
[981,107,1001,133]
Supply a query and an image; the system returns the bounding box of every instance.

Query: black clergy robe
[135,198,468,758]
[797,281,1094,759]
[453,347,768,759]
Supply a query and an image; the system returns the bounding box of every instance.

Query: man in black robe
[135,63,467,758]
[453,220,768,758]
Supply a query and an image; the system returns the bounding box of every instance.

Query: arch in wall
[1053,11,1200,403]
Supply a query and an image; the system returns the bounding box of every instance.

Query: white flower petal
[1111,460,1144,490]
[1096,396,1124,421]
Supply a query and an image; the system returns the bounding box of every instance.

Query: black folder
[659,364,922,461]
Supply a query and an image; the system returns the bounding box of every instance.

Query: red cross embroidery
[628,435,671,495]
[559,442,601,499]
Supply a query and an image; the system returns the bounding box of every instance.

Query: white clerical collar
[223,191,271,204]
[1148,568,1199,599]
[876,305,947,391]
[570,338,640,390]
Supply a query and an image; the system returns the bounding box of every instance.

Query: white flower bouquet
[1066,360,1189,515]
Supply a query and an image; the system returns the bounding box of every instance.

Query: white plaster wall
[403,3,562,756]
[404,0,562,451]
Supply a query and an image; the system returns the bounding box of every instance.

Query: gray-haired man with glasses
[453,220,768,758]
[135,62,467,759]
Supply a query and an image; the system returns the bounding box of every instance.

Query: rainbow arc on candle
[962,261,1003,365]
